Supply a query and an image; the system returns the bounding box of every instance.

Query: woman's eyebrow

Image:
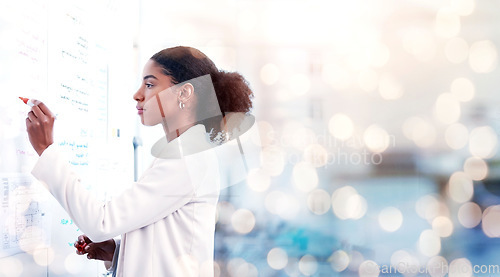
[143,75,158,80]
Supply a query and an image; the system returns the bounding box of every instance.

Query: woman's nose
[133,89,143,102]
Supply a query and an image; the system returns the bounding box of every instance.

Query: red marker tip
[19,97,29,104]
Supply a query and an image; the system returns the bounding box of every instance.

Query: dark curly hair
[150,46,254,137]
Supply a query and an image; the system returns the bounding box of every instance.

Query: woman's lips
[137,107,144,115]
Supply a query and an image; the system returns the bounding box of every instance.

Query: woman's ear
[178,83,194,102]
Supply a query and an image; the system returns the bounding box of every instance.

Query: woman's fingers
[31,104,55,123]
[74,234,94,256]
[84,243,96,260]
[82,235,92,244]
[29,100,54,117]
[27,111,37,122]
[31,105,44,118]
[36,101,54,117]
[77,235,87,244]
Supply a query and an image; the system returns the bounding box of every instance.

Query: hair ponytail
[211,70,253,115]
[199,70,253,140]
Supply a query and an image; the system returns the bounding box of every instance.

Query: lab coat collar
[151,113,255,159]
[151,124,212,159]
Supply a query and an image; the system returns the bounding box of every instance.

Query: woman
[26,46,254,276]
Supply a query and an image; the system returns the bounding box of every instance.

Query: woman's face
[133,59,179,126]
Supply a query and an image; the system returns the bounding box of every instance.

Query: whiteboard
[0,0,136,276]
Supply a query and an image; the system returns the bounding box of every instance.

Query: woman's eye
[145,83,153,88]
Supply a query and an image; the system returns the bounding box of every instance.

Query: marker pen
[19,97,35,107]
[76,242,88,252]
[20,97,59,119]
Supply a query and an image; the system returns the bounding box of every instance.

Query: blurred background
[2,0,500,276]
[134,0,499,276]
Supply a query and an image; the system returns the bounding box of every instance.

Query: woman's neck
[163,122,196,142]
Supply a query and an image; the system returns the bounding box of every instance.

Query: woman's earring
[179,102,185,110]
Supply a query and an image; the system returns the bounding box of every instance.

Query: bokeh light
[328,113,354,141]
[449,258,472,277]
[227,258,257,277]
[213,261,221,277]
[359,260,380,277]
[390,250,420,276]
[216,201,235,225]
[469,40,498,73]
[363,124,391,153]
[265,191,300,220]
[468,126,498,158]
[307,189,331,215]
[482,205,500,238]
[332,186,367,220]
[418,229,441,257]
[303,143,328,168]
[329,250,350,272]
[298,255,318,276]
[432,216,454,237]
[427,256,448,277]
[378,207,403,232]
[18,226,46,254]
[463,156,488,181]
[284,257,300,277]
[447,171,474,203]
[231,209,256,234]
[0,257,23,277]
[458,202,482,229]
[32,246,54,267]
[345,194,368,220]
[415,194,440,221]
[348,251,365,272]
[267,247,288,270]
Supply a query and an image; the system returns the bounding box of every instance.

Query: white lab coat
[32,124,220,277]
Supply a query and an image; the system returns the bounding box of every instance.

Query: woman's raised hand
[25,100,55,156]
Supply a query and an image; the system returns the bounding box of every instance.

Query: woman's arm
[32,144,196,242]
[26,101,213,242]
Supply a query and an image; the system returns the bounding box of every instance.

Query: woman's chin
[142,117,162,127]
